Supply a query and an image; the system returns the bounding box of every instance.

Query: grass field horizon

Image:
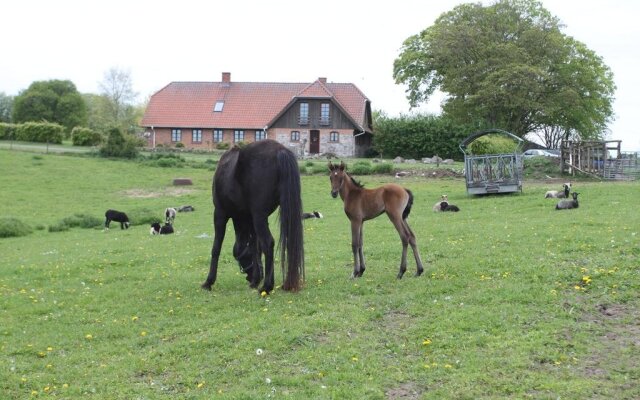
[1,149,638,399]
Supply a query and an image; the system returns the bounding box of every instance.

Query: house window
[291,131,300,141]
[299,103,309,125]
[213,129,223,143]
[320,103,330,125]
[255,130,266,141]
[171,129,182,142]
[234,130,245,142]
[192,129,202,143]
[214,101,224,112]
[329,131,339,142]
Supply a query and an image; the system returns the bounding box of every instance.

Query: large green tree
[393,0,615,146]
[12,80,87,134]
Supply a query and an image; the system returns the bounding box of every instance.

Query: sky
[3,0,639,151]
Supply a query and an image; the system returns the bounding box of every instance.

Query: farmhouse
[140,73,374,157]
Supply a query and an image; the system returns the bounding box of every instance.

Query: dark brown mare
[202,140,305,294]
[328,161,424,279]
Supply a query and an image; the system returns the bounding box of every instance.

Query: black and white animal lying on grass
[433,195,448,212]
[302,211,323,220]
[439,201,460,212]
[150,222,174,235]
[555,192,579,210]
[176,205,195,212]
[545,183,571,198]
[104,209,130,229]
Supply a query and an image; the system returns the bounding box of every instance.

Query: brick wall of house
[145,127,357,157]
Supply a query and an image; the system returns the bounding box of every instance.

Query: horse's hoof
[201,283,212,291]
[397,272,406,279]
[415,269,424,277]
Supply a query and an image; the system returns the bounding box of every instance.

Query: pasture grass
[1,149,639,399]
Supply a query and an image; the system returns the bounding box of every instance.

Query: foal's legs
[388,212,424,278]
[350,219,365,278]
[202,211,229,290]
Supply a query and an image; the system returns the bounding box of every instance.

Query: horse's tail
[402,189,414,220]
[277,148,305,291]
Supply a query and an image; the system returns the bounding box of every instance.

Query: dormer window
[214,101,224,112]
[298,102,309,125]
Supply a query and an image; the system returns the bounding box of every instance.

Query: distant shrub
[127,208,159,226]
[60,213,103,229]
[0,123,18,140]
[48,222,70,232]
[372,162,393,174]
[350,161,372,175]
[311,164,328,174]
[0,217,33,238]
[71,127,103,146]
[99,127,140,159]
[15,122,64,144]
[175,142,185,148]
[216,142,230,150]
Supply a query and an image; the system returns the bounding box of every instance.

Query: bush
[15,122,64,144]
[0,123,17,140]
[60,213,103,229]
[0,217,33,238]
[99,127,140,159]
[71,127,103,146]
[468,135,519,155]
[48,222,70,232]
[372,162,393,174]
[175,142,185,148]
[216,142,230,150]
[127,208,160,226]
[311,163,329,174]
[350,161,372,175]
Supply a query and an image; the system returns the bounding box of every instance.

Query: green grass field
[1,149,638,399]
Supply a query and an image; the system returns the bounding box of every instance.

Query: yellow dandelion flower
[422,339,432,346]
[37,351,46,358]
[140,331,147,337]
[131,316,139,322]
[582,276,592,284]
[574,285,582,290]
[85,334,93,340]
[261,291,268,297]
[444,364,452,369]
[31,390,38,396]
[62,384,69,388]
[352,356,358,361]
[197,382,205,388]
[47,347,53,352]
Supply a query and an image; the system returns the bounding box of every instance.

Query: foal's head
[328,161,347,198]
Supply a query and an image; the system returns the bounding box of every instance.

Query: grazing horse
[104,209,130,229]
[328,161,424,279]
[202,140,305,294]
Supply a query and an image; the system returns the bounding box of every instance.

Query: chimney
[222,72,231,83]
[319,77,327,84]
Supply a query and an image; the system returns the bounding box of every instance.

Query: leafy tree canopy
[393,0,615,145]
[12,80,87,134]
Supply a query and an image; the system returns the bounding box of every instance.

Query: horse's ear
[327,161,334,171]
[339,161,345,171]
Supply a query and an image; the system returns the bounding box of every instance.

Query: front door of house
[310,130,320,154]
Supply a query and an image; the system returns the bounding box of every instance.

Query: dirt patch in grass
[394,168,464,179]
[122,188,197,198]
[386,381,422,399]
[581,302,640,380]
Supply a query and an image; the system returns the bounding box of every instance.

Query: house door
[310,130,320,154]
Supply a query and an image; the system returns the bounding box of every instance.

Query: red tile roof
[141,77,371,131]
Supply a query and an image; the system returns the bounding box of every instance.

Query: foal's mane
[346,172,364,188]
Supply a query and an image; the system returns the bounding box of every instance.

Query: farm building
[140,73,374,157]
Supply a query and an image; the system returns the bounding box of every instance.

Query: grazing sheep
[433,195,448,212]
[440,201,460,212]
[302,211,323,219]
[177,205,195,212]
[545,183,571,199]
[165,207,177,224]
[104,209,130,230]
[556,192,579,210]
[150,222,174,235]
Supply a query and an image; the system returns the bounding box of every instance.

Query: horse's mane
[347,173,364,188]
